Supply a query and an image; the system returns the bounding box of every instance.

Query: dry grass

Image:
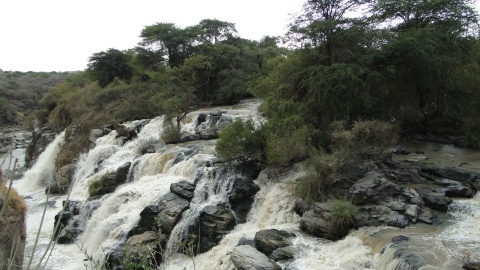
[0,169,27,226]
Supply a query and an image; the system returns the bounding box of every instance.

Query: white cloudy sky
[0,0,304,72]
[1,0,479,72]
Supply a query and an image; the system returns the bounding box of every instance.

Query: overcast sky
[0,0,304,72]
[1,1,479,72]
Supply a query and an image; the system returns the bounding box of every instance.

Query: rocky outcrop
[47,164,76,194]
[228,176,260,223]
[254,229,296,256]
[89,162,131,197]
[196,205,236,253]
[170,180,195,199]
[180,111,233,142]
[55,200,100,244]
[230,245,282,270]
[300,202,353,240]
[25,126,56,166]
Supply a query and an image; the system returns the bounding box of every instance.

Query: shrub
[293,151,340,205]
[216,119,266,163]
[161,120,182,144]
[88,173,110,197]
[331,120,398,159]
[265,125,309,166]
[329,198,358,227]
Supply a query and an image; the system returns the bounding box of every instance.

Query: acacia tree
[370,0,479,121]
[140,23,200,68]
[197,19,238,43]
[86,48,134,87]
[288,0,369,65]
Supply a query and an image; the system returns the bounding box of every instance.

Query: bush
[330,120,398,159]
[161,120,182,144]
[88,173,110,197]
[265,125,309,166]
[216,119,266,163]
[329,198,358,227]
[293,151,340,205]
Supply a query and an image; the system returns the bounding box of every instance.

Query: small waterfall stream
[8,100,480,270]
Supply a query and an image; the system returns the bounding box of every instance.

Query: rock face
[25,126,56,166]
[47,164,76,195]
[230,245,282,270]
[228,176,260,223]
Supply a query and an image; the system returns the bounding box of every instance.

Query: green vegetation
[216,0,480,203]
[329,198,358,227]
[88,173,110,197]
[0,71,70,125]
[22,0,480,203]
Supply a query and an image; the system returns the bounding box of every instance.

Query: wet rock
[270,246,297,261]
[237,237,255,247]
[92,162,131,196]
[254,229,295,256]
[349,171,423,206]
[417,206,433,224]
[294,199,305,216]
[391,145,410,155]
[180,132,200,142]
[230,245,282,270]
[89,129,104,143]
[428,166,479,182]
[50,164,76,194]
[53,211,73,238]
[197,205,236,253]
[156,193,190,234]
[354,205,409,228]
[416,188,452,212]
[393,253,427,270]
[228,176,260,223]
[170,180,195,199]
[115,124,137,143]
[404,204,419,222]
[392,235,409,244]
[434,179,474,198]
[300,203,353,240]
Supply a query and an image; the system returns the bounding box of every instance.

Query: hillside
[0,70,70,127]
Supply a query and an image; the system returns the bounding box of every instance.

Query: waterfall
[11,100,480,270]
[16,131,65,191]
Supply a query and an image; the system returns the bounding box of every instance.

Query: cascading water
[10,100,480,270]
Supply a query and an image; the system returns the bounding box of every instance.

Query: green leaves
[87,48,134,87]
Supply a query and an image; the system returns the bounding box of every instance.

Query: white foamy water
[9,100,480,270]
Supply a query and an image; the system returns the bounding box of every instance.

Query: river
[5,100,480,269]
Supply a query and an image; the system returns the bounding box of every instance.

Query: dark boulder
[254,229,295,256]
[228,176,260,223]
[197,205,236,253]
[300,203,353,240]
[230,245,282,270]
[170,180,196,199]
[91,162,131,196]
[270,246,297,262]
[434,179,474,198]
[416,188,452,212]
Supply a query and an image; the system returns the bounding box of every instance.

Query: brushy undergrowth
[161,120,182,144]
[294,120,398,205]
